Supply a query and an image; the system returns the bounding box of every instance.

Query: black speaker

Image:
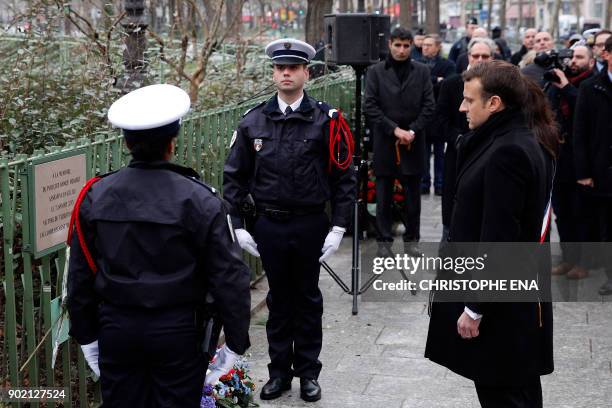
[324,13,390,66]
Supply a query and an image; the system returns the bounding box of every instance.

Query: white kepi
[107,84,191,130]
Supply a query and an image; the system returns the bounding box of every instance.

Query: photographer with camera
[522,31,555,85]
[546,44,596,280]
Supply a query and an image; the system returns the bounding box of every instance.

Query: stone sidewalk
[245,194,612,408]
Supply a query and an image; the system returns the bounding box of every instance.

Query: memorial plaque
[29,150,88,258]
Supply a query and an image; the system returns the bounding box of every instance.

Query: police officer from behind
[223,39,355,402]
[67,84,251,407]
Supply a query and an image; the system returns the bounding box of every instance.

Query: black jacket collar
[128,160,200,179]
[456,108,525,183]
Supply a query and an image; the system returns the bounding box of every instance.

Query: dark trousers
[375,175,421,242]
[597,197,612,280]
[475,378,542,408]
[98,303,205,408]
[422,140,445,190]
[551,181,591,265]
[254,212,328,380]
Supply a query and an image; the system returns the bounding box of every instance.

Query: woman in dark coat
[425,61,559,408]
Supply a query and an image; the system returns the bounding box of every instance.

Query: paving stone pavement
[246,194,612,408]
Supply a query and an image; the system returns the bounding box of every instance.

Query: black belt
[257,204,325,219]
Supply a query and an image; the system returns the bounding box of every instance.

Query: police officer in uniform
[67,84,251,407]
[223,39,355,402]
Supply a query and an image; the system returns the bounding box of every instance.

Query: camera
[533,49,574,83]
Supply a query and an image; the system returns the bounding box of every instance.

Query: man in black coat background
[573,36,612,296]
[511,28,537,66]
[436,38,495,241]
[421,33,456,195]
[546,44,596,280]
[365,27,435,254]
[425,61,556,408]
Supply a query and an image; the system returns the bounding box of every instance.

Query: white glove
[235,228,260,257]
[319,226,346,263]
[81,340,100,377]
[205,344,240,385]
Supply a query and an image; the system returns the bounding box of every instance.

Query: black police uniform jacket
[67,161,251,354]
[364,58,436,177]
[223,92,356,228]
[574,70,612,196]
[425,108,555,386]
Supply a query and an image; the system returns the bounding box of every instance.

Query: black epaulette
[242,100,266,118]
[315,100,340,119]
[185,176,218,196]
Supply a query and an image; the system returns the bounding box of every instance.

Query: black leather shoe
[300,378,321,402]
[599,281,612,296]
[260,377,291,400]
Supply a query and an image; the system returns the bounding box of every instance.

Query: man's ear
[488,95,504,112]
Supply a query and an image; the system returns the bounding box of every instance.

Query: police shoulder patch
[316,100,339,119]
[242,100,266,117]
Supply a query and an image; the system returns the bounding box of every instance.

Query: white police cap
[265,38,316,65]
[107,84,190,130]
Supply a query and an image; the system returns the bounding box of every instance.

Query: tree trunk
[425,0,439,34]
[400,0,411,28]
[339,0,350,12]
[575,0,581,29]
[499,0,507,32]
[120,0,148,91]
[518,0,523,30]
[487,0,493,30]
[551,0,561,38]
[607,0,612,31]
[305,0,332,46]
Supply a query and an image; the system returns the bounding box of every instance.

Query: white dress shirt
[278,93,304,114]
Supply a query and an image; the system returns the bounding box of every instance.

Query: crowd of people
[368,22,612,297]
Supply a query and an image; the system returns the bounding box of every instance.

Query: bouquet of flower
[201,356,258,408]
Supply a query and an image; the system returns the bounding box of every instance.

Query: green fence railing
[0,75,355,407]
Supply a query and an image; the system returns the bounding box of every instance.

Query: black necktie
[285,106,293,115]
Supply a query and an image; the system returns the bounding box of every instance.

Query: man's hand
[457,311,481,339]
[81,340,100,377]
[577,178,594,187]
[552,68,569,88]
[205,344,239,385]
[394,127,415,145]
[235,229,260,257]
[319,226,345,262]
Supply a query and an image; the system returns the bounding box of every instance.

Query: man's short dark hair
[595,29,612,43]
[390,27,413,42]
[605,35,612,53]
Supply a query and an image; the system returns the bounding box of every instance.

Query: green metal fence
[0,76,355,407]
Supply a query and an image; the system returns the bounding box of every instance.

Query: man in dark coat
[365,27,435,254]
[546,45,596,279]
[448,17,479,63]
[425,61,555,407]
[511,28,537,65]
[522,31,555,85]
[67,84,252,408]
[454,27,489,74]
[421,33,456,195]
[224,38,355,402]
[592,29,611,74]
[573,36,612,295]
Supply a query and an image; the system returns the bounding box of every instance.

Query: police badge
[253,138,263,152]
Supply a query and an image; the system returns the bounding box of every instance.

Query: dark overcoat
[364,58,435,176]
[425,108,555,386]
[573,70,612,196]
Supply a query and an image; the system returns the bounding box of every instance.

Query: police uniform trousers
[375,175,421,242]
[475,377,543,408]
[254,211,328,380]
[98,303,206,407]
